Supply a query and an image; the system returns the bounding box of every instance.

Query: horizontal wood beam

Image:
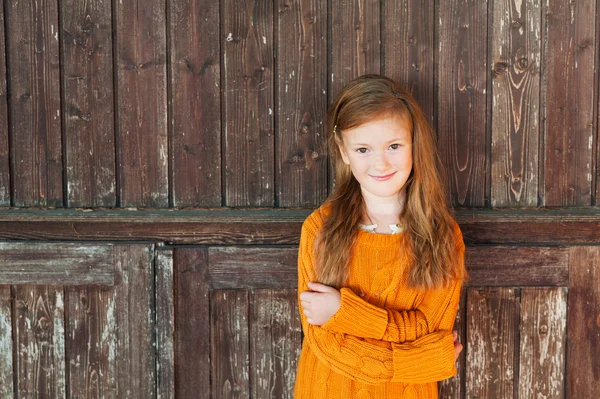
[0,207,599,245]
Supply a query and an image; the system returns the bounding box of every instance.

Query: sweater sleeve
[297,219,458,385]
[321,221,465,343]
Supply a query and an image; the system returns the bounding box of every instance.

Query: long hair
[314,74,468,291]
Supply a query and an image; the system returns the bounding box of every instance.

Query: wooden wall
[0,0,599,398]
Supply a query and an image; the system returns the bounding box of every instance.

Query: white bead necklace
[360,212,403,234]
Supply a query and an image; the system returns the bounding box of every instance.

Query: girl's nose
[373,152,390,170]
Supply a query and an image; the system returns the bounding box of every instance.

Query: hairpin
[333,124,337,134]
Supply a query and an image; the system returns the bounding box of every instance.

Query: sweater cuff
[321,287,388,339]
[391,331,456,383]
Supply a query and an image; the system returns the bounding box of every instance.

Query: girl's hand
[299,282,341,326]
[452,330,463,362]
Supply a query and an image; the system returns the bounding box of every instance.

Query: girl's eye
[390,144,402,150]
[356,148,368,154]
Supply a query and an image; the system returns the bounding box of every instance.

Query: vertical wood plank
[276,0,328,207]
[0,0,9,206]
[465,287,519,399]
[543,0,596,206]
[7,0,63,206]
[61,0,116,207]
[567,246,600,397]
[438,286,466,398]
[174,247,210,399]
[115,0,168,207]
[65,286,117,397]
[490,0,540,206]
[211,290,250,399]
[113,244,156,398]
[0,286,13,397]
[519,287,567,398]
[222,0,274,207]
[381,0,435,125]
[169,0,221,207]
[155,249,174,399]
[14,286,66,397]
[437,0,487,207]
[250,289,302,399]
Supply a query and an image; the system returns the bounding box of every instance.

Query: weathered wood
[115,0,168,207]
[61,0,116,207]
[543,0,595,205]
[465,246,569,286]
[250,289,302,399]
[382,0,435,125]
[211,290,250,399]
[466,288,519,399]
[0,0,9,206]
[14,286,66,397]
[519,287,567,398]
[155,249,174,399]
[222,0,274,206]
[169,0,221,207]
[0,243,114,285]
[490,0,540,206]
[113,244,156,398]
[438,0,487,207]
[65,285,117,397]
[276,0,328,207]
[7,0,63,206]
[174,248,210,399]
[566,246,600,397]
[0,285,13,398]
[209,247,297,289]
[2,208,600,245]
[438,285,466,398]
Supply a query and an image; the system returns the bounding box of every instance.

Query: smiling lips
[370,171,396,181]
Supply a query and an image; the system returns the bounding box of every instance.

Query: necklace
[361,212,403,234]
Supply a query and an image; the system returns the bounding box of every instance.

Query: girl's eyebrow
[352,138,408,146]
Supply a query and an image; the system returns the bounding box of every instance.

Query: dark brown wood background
[0,0,599,398]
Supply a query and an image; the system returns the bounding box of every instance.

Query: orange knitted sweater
[294,203,466,398]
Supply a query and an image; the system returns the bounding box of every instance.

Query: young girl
[294,74,468,398]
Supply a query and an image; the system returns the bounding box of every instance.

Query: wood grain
[276,0,328,207]
[490,0,541,206]
[7,0,63,206]
[0,285,13,397]
[169,0,221,207]
[61,0,116,207]
[222,0,274,206]
[0,0,9,206]
[155,250,174,399]
[438,286,466,398]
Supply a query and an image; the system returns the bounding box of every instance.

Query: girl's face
[336,113,413,203]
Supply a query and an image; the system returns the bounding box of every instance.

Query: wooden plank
[61,0,116,207]
[7,0,63,206]
[250,289,302,399]
[113,244,156,398]
[543,0,595,205]
[465,246,569,286]
[169,0,221,207]
[0,285,13,398]
[209,247,297,289]
[519,287,567,398]
[465,288,519,399]
[490,0,540,206]
[438,285,466,398]
[222,0,274,206]
[211,290,250,399]
[276,0,327,207]
[437,0,487,207]
[0,0,9,206]
[382,0,435,124]
[1,208,600,245]
[567,246,600,397]
[14,286,66,397]
[174,248,210,399]
[65,285,117,397]
[0,243,114,285]
[115,0,168,207]
[155,250,174,399]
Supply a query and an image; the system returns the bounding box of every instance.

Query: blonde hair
[315,74,468,291]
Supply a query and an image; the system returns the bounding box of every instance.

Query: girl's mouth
[370,172,396,181]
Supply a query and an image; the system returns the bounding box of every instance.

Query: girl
[294,74,468,398]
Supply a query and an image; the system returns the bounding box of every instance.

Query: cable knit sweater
[294,203,466,398]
